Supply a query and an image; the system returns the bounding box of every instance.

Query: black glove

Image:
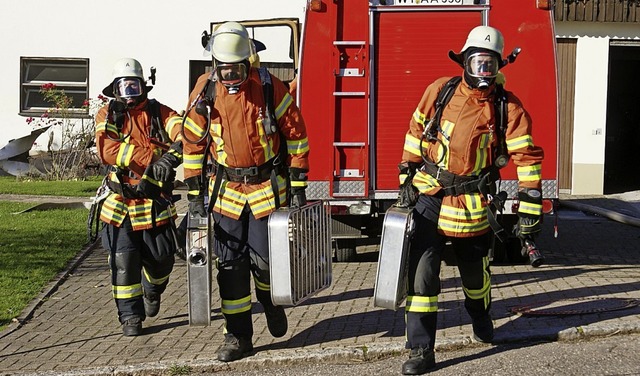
[185,176,207,217]
[289,167,308,208]
[395,162,420,208]
[152,147,182,182]
[290,188,307,208]
[514,188,543,239]
[188,195,207,217]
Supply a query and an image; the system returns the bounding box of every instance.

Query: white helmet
[102,58,150,98]
[209,22,253,63]
[449,25,504,66]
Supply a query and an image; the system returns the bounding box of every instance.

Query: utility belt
[209,158,284,184]
[422,163,491,197]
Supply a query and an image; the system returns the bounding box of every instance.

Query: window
[20,57,89,116]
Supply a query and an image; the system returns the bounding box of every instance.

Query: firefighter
[181,21,309,362]
[397,26,544,375]
[94,58,183,336]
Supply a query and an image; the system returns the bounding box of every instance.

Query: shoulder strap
[258,66,278,135]
[429,76,462,139]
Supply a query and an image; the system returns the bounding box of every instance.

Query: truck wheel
[334,239,357,262]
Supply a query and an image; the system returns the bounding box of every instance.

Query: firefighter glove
[188,194,207,218]
[152,147,181,182]
[185,176,207,217]
[396,162,420,208]
[514,188,543,239]
[290,187,307,208]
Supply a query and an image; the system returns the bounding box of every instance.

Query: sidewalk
[1,193,640,375]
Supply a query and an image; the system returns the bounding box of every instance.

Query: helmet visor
[114,77,143,99]
[215,63,248,87]
[465,53,499,78]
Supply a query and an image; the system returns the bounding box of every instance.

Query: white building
[0,0,306,157]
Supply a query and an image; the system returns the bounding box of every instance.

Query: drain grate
[509,297,640,316]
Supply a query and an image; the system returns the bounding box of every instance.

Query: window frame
[20,57,90,118]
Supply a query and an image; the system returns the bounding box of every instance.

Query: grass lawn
[0,182,95,331]
[0,176,102,197]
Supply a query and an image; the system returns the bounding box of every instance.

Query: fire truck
[209,0,558,262]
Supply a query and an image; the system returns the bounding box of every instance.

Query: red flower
[41,83,57,91]
[26,117,34,124]
[82,99,90,107]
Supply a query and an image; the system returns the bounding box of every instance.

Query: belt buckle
[247,166,258,176]
[435,167,442,181]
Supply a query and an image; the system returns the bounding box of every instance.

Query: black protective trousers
[405,194,492,350]
[212,205,277,340]
[101,216,176,323]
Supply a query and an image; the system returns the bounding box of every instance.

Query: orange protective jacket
[182,69,309,220]
[95,98,183,231]
[401,76,544,238]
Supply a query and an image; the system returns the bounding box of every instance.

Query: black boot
[402,348,435,375]
[472,314,494,343]
[217,334,253,362]
[122,316,143,336]
[264,304,288,337]
[143,292,161,318]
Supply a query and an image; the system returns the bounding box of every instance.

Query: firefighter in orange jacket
[95,58,183,336]
[397,26,544,375]
[181,22,309,362]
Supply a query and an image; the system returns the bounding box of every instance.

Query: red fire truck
[209,0,558,262]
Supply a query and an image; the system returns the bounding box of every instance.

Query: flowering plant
[25,83,109,180]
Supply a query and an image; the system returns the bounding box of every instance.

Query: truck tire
[334,239,357,262]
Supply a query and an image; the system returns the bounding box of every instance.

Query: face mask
[215,62,248,94]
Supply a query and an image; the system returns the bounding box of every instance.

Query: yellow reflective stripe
[291,180,307,188]
[506,135,533,152]
[183,116,206,139]
[188,189,200,196]
[96,121,106,132]
[287,137,309,154]
[99,194,126,224]
[519,201,542,216]
[143,267,170,285]
[406,295,438,313]
[166,148,182,160]
[116,143,134,168]
[254,279,270,292]
[440,120,454,167]
[440,203,485,220]
[165,115,182,139]
[403,133,422,157]
[412,109,427,126]
[463,257,491,309]
[141,174,164,188]
[275,92,293,120]
[184,153,205,171]
[438,217,489,233]
[221,295,252,315]
[474,133,492,173]
[413,171,440,193]
[211,123,228,165]
[517,164,541,182]
[399,173,408,185]
[113,283,143,299]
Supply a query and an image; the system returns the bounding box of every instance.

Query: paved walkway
[1,193,640,375]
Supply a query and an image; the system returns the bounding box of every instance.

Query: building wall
[556,22,640,195]
[0,0,306,151]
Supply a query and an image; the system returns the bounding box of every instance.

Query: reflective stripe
[287,137,309,154]
[517,164,541,182]
[116,143,134,168]
[291,180,307,188]
[275,92,293,120]
[438,217,489,234]
[143,267,170,285]
[506,135,533,152]
[221,295,252,315]
[113,283,143,299]
[412,108,427,126]
[406,295,438,313]
[183,116,206,139]
[211,123,228,165]
[254,279,270,292]
[184,153,205,171]
[519,201,542,216]
[403,133,422,157]
[165,115,182,139]
[462,256,491,309]
[474,133,492,174]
